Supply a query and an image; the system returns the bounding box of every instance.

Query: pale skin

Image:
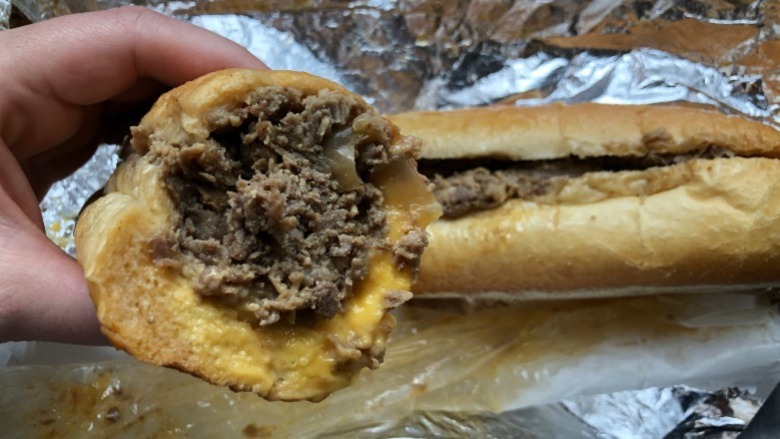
[0,7,267,344]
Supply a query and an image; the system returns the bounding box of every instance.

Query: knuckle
[109,5,158,31]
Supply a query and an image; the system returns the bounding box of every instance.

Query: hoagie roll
[388,104,780,298]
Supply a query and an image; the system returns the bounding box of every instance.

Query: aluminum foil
[7,0,780,437]
[189,12,776,118]
[10,0,69,22]
[366,386,763,438]
[14,0,780,114]
[40,144,119,256]
[1,0,10,30]
[170,0,780,117]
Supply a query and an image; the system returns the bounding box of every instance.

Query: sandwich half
[389,103,780,298]
[75,69,439,401]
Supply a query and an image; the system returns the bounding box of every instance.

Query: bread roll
[388,103,780,297]
[75,69,439,401]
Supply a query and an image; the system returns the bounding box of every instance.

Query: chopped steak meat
[151,86,418,326]
[421,146,736,219]
[429,167,565,220]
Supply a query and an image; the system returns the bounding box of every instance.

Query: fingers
[0,142,42,228]
[24,105,102,199]
[0,7,269,345]
[26,141,101,200]
[109,78,169,104]
[0,7,267,159]
[9,7,267,105]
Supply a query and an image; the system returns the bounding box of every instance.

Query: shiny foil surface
[1,0,10,29]
[5,0,780,437]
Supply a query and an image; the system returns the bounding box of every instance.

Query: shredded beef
[393,227,429,271]
[153,86,404,325]
[421,146,736,219]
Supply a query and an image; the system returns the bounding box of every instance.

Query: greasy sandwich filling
[151,86,407,326]
[421,146,736,219]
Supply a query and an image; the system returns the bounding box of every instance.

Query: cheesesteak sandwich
[388,103,780,298]
[75,69,439,401]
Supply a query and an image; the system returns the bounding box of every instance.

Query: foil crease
[7,0,780,437]
[1,0,10,30]
[40,144,120,256]
[13,0,779,115]
[564,386,763,439]
[334,386,763,438]
[425,48,773,119]
[11,0,70,22]
[209,0,774,115]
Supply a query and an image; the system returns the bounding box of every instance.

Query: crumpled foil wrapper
[174,0,780,119]
[41,144,120,256]
[2,293,779,438]
[8,0,780,437]
[9,0,65,24]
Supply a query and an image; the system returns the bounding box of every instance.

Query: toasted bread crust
[388,103,780,160]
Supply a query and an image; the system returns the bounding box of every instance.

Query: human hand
[0,7,267,344]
